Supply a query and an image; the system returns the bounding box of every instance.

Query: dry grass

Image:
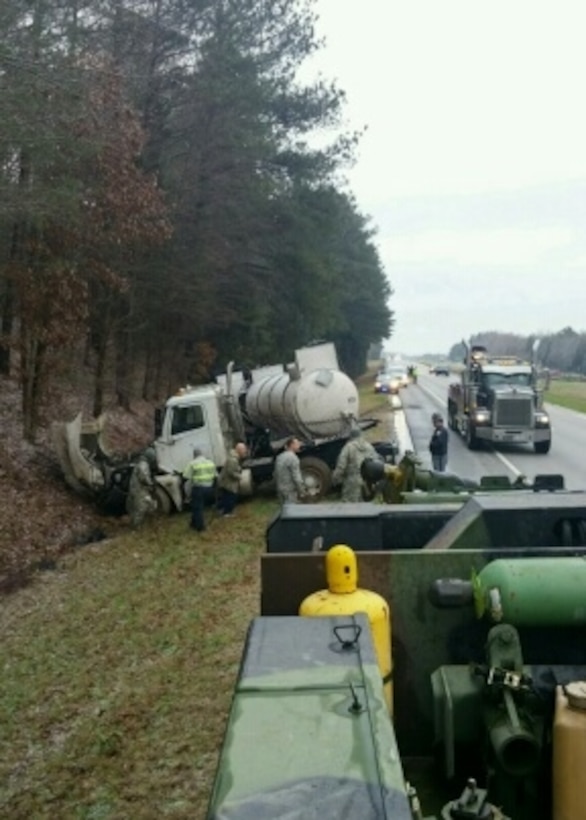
[358,364,400,444]
[0,499,276,820]
[0,365,389,820]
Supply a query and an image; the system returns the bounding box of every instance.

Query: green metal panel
[206,615,412,819]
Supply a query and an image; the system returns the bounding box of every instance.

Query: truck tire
[465,422,479,450]
[154,485,173,515]
[447,403,457,431]
[534,439,551,454]
[300,456,332,501]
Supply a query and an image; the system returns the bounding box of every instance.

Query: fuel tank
[244,367,359,440]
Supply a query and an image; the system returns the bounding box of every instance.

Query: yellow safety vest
[185,458,216,487]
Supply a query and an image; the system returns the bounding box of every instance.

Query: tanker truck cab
[154,385,229,475]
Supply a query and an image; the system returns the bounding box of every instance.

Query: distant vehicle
[374,372,397,394]
[374,365,409,394]
[430,364,450,376]
[390,365,410,388]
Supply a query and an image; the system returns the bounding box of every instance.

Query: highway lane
[392,372,586,489]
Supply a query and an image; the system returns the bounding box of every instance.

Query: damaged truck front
[51,412,182,514]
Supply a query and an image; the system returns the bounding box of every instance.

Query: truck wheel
[534,440,551,454]
[465,422,479,450]
[154,485,173,515]
[300,456,332,501]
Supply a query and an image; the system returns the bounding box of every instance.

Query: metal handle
[333,623,362,650]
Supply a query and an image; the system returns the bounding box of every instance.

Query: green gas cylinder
[474,557,586,626]
[299,544,393,715]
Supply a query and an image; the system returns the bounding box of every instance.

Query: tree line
[0,0,394,441]
[448,328,586,375]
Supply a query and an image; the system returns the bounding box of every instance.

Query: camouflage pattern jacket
[126,457,156,526]
[218,449,242,494]
[274,450,305,503]
[333,438,378,502]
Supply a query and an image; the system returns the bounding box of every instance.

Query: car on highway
[374,365,409,394]
[430,364,451,376]
[393,365,410,388]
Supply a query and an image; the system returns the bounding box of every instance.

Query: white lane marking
[493,450,522,477]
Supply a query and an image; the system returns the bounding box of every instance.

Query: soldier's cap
[349,427,361,438]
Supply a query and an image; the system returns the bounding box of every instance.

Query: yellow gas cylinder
[299,544,393,715]
[553,681,586,820]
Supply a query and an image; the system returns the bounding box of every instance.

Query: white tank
[244,368,359,440]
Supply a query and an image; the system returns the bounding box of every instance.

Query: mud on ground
[0,376,155,593]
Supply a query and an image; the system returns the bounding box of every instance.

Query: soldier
[274,437,306,503]
[217,442,248,517]
[332,428,379,502]
[126,447,157,528]
[429,414,448,472]
[182,447,217,531]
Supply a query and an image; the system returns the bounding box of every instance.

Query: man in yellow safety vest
[182,448,217,531]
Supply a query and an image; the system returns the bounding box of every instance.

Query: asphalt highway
[389,371,586,490]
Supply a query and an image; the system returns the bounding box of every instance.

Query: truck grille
[494,397,533,427]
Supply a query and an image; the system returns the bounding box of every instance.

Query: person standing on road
[183,448,217,532]
[217,442,248,517]
[274,437,306,503]
[332,428,379,502]
[429,413,449,472]
[126,448,157,528]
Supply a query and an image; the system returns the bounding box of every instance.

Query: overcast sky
[303,0,586,355]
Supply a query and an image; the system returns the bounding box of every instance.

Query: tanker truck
[51,342,395,514]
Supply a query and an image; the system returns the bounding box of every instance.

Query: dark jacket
[429,426,448,456]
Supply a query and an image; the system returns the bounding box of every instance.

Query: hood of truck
[50,413,107,498]
[490,385,534,397]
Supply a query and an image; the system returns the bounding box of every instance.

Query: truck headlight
[473,409,490,424]
[535,411,550,427]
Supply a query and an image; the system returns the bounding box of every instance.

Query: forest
[0,0,394,442]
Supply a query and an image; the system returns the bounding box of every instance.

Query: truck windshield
[484,372,532,388]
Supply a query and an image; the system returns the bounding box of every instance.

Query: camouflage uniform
[218,449,242,494]
[126,455,157,527]
[217,448,243,516]
[274,450,305,503]
[333,436,378,502]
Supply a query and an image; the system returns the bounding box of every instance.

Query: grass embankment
[0,367,387,820]
[0,501,276,820]
[357,363,393,440]
[545,379,586,414]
